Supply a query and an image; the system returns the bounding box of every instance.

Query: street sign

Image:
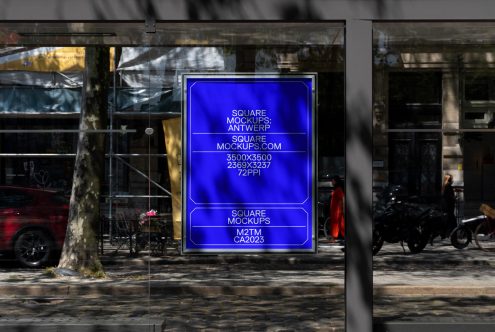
[182,74,316,253]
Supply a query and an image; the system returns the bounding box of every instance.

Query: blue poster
[182,74,316,253]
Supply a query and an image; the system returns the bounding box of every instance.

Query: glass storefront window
[373,22,495,324]
[0,22,345,330]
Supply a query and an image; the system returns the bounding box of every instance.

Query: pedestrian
[329,175,345,243]
[442,173,457,233]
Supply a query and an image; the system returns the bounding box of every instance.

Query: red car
[0,186,69,267]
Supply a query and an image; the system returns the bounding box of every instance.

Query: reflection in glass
[373,22,495,324]
[0,22,346,329]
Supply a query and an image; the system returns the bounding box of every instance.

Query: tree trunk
[58,46,109,274]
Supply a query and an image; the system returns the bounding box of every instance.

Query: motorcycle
[416,205,451,246]
[373,186,432,255]
[450,215,487,249]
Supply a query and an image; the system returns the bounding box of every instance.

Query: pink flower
[146,209,157,217]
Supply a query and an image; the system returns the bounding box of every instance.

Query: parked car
[0,186,69,267]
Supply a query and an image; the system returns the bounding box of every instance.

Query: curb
[2,283,495,297]
[376,258,495,267]
[100,255,345,266]
[0,283,345,297]
[99,254,495,268]
[374,286,495,297]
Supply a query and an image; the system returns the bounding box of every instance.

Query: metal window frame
[5,1,495,331]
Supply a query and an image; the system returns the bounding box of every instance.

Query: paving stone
[0,240,494,330]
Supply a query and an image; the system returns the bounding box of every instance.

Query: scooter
[450,215,487,249]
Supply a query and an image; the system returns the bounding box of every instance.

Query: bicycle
[450,215,485,249]
[474,203,495,251]
[474,216,495,251]
[317,201,331,239]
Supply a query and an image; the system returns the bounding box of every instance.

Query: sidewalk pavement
[0,238,494,331]
[2,239,491,297]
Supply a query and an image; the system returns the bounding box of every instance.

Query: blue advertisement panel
[182,74,316,253]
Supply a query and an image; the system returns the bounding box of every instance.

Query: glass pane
[373,22,495,324]
[0,22,345,330]
[0,30,156,329]
[147,23,346,329]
